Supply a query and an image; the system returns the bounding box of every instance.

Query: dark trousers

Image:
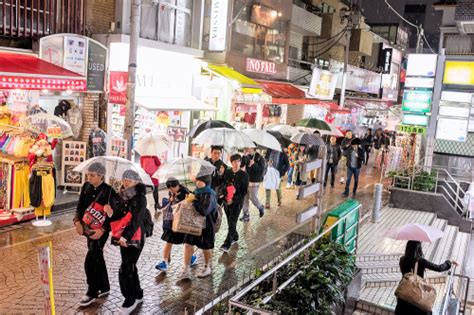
[223,200,243,247]
[324,163,338,186]
[85,233,110,297]
[344,167,361,194]
[364,147,371,165]
[153,185,160,209]
[119,245,143,301]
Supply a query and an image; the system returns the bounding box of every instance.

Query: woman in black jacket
[181,175,218,280]
[395,240,456,315]
[113,170,148,314]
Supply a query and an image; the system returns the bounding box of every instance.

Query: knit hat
[122,170,141,182]
[87,162,106,176]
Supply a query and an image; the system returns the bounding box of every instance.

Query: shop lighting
[278,12,282,17]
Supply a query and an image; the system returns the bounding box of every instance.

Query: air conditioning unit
[457,21,474,34]
[455,0,474,34]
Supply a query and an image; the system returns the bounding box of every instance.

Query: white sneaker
[197,266,212,278]
[179,269,192,280]
[340,177,345,184]
[78,295,96,307]
[286,183,291,189]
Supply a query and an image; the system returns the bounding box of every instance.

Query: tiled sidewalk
[0,167,383,314]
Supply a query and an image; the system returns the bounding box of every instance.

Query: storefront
[0,50,87,226]
[106,40,216,161]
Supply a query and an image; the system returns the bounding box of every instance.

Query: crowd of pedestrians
[72,128,394,314]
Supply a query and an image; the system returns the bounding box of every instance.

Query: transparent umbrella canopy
[134,133,173,156]
[192,127,256,150]
[20,113,73,139]
[153,156,215,183]
[242,129,282,152]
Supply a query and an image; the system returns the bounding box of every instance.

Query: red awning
[0,52,86,91]
[257,80,323,105]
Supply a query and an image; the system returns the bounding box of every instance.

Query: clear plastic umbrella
[290,133,326,146]
[20,113,73,139]
[134,132,173,156]
[266,124,300,138]
[192,127,256,150]
[153,156,215,183]
[242,129,282,151]
[73,156,153,186]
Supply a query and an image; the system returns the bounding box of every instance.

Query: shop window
[140,0,193,47]
[231,0,288,64]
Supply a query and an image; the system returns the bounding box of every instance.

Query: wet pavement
[0,166,385,314]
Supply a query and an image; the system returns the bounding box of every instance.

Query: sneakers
[239,214,250,222]
[340,177,345,184]
[79,295,96,307]
[136,290,144,304]
[264,204,271,209]
[197,265,212,278]
[258,206,265,218]
[277,201,282,207]
[155,260,168,272]
[120,298,138,314]
[97,290,110,298]
[231,239,238,246]
[343,191,349,196]
[190,255,198,267]
[179,269,192,280]
[285,183,291,189]
[220,244,230,253]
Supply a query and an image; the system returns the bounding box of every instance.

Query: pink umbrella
[384,223,444,243]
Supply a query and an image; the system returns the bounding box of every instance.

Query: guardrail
[227,202,362,313]
[440,269,471,314]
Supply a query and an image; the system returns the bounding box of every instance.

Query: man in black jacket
[73,162,120,307]
[339,130,353,184]
[343,138,365,196]
[240,147,266,221]
[220,154,249,253]
[324,136,342,188]
[204,146,228,203]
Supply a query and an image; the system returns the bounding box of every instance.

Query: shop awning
[257,80,328,105]
[204,64,262,94]
[0,52,87,91]
[136,96,217,111]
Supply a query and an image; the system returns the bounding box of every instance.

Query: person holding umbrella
[205,146,228,204]
[342,138,364,196]
[339,130,353,184]
[181,174,218,279]
[155,178,198,273]
[240,147,266,221]
[74,162,121,307]
[264,149,289,208]
[324,136,342,188]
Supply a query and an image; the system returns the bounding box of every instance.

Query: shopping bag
[82,201,106,230]
[394,262,436,312]
[172,200,205,236]
[110,213,142,247]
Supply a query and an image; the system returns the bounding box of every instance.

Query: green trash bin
[320,199,360,253]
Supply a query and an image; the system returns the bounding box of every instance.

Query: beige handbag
[395,262,437,312]
[172,200,205,236]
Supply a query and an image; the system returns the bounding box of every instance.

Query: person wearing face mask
[112,170,148,314]
[240,147,266,222]
[74,162,120,308]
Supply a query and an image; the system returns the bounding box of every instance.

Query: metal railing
[227,203,362,314]
[440,270,471,314]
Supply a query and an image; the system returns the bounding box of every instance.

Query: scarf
[120,185,137,201]
[195,185,213,195]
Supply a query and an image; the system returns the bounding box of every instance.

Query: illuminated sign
[246,58,277,75]
[308,68,338,100]
[402,89,432,113]
[443,61,474,86]
[406,54,437,77]
[397,125,426,134]
[436,117,468,142]
[209,0,229,51]
[402,114,429,126]
[405,77,434,88]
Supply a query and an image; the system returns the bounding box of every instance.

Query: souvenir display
[61,141,87,188]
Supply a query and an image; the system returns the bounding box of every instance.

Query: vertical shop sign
[308,68,338,100]
[37,242,55,315]
[87,41,107,92]
[380,48,393,74]
[209,0,229,51]
[63,35,87,76]
[40,36,64,67]
[109,72,128,105]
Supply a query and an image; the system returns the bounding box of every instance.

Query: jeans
[223,200,243,247]
[324,163,338,186]
[265,181,282,206]
[243,184,263,216]
[119,245,143,301]
[344,167,361,194]
[287,167,294,184]
[85,233,110,297]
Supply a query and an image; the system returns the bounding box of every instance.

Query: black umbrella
[267,130,292,148]
[188,120,235,138]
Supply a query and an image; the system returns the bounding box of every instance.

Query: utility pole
[339,28,351,107]
[124,0,141,160]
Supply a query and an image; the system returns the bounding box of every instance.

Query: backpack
[143,208,154,237]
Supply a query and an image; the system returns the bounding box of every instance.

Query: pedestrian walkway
[0,166,383,314]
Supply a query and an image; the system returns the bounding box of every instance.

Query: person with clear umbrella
[74,162,121,307]
[204,146,228,204]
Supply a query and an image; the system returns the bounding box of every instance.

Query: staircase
[353,207,471,314]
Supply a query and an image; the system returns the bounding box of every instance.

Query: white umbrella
[192,127,256,150]
[153,156,215,183]
[73,156,153,186]
[384,223,444,243]
[134,133,173,156]
[242,129,282,152]
[266,124,300,138]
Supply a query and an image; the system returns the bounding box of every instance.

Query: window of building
[231,1,288,63]
[317,2,335,14]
